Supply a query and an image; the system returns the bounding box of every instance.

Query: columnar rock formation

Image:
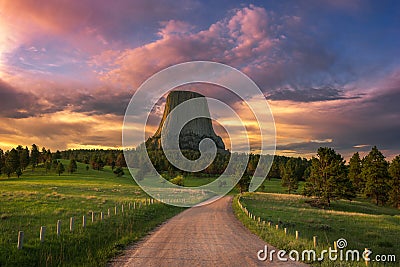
[146,90,226,152]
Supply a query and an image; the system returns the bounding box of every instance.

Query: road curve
[109,196,307,266]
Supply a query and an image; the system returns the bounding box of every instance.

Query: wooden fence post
[313,236,317,248]
[365,248,369,266]
[284,228,287,235]
[115,206,117,215]
[276,224,279,230]
[108,208,110,217]
[100,212,104,221]
[40,226,46,242]
[91,211,95,223]
[57,220,61,236]
[17,231,24,249]
[70,217,74,232]
[121,204,124,214]
[82,215,86,228]
[295,231,299,240]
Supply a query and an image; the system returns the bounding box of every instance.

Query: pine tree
[348,152,363,193]
[388,155,400,208]
[30,144,40,169]
[113,166,124,177]
[281,158,299,194]
[68,159,78,173]
[362,146,390,205]
[16,168,22,178]
[0,149,4,175]
[5,149,20,178]
[303,147,353,207]
[116,153,127,167]
[56,162,65,176]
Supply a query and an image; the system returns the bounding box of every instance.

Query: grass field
[183,174,217,187]
[256,177,305,194]
[234,192,400,266]
[0,161,184,266]
[182,175,304,195]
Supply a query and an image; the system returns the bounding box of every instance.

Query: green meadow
[2,160,399,266]
[234,190,400,266]
[0,160,183,266]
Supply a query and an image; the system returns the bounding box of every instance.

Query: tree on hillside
[348,152,364,193]
[40,147,49,163]
[30,144,40,170]
[303,147,354,207]
[68,159,78,173]
[362,146,390,205]
[116,153,127,167]
[15,168,22,178]
[54,150,62,159]
[56,162,65,176]
[4,149,20,178]
[170,175,184,186]
[19,146,30,170]
[90,155,105,171]
[113,166,124,177]
[388,155,400,208]
[45,160,52,174]
[237,173,251,193]
[281,158,299,194]
[0,149,4,175]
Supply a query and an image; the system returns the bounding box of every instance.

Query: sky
[0,0,399,160]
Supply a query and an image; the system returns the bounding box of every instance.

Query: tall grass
[0,161,183,266]
[234,193,399,266]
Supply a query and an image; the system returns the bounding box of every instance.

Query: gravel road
[109,196,307,266]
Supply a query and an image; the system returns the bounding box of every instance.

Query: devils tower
[146,91,226,152]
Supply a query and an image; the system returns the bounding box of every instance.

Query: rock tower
[146,91,226,152]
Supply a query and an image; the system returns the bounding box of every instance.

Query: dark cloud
[280,75,400,159]
[277,140,334,154]
[0,79,49,118]
[266,86,361,102]
[0,80,131,118]
[69,90,132,116]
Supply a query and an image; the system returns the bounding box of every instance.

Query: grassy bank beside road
[234,193,399,266]
[0,161,183,266]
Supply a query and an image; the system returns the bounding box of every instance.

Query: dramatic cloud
[0,1,398,158]
[92,4,350,106]
[92,5,277,89]
[0,79,131,118]
[266,86,361,102]
[0,79,56,118]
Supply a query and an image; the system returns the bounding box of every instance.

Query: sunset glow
[0,0,399,159]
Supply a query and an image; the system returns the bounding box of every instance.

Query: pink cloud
[158,20,195,38]
[92,5,278,89]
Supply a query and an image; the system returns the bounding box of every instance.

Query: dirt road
[109,196,307,266]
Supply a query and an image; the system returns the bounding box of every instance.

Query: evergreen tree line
[1,144,399,208]
[300,146,399,208]
[0,145,127,177]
